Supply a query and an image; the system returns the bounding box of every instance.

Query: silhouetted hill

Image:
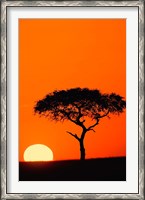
[19,157,126,181]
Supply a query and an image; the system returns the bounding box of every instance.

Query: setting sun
[24,144,53,161]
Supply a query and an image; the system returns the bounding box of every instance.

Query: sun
[24,144,53,161]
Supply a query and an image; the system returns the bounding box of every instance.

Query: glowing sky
[19,19,126,161]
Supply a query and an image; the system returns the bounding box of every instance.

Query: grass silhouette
[19,156,126,181]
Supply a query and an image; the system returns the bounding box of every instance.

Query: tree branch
[87,118,99,131]
[98,110,109,118]
[75,106,83,121]
[60,108,87,131]
[59,110,78,124]
[87,110,109,132]
[66,111,86,130]
[89,128,95,132]
[66,131,80,141]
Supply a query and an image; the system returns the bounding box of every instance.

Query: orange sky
[19,19,126,161]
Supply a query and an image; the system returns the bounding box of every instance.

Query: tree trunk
[80,139,85,160]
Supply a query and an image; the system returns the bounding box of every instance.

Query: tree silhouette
[34,88,126,160]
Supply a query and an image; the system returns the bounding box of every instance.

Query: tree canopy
[34,87,126,122]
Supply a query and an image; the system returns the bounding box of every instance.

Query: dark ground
[19,157,126,181]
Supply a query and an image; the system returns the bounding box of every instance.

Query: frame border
[1,1,144,199]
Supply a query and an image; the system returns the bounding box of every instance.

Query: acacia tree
[34,88,126,160]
